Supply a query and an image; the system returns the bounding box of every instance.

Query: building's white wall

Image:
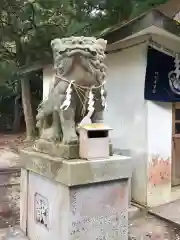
[105,43,148,204]
[43,65,55,100]
[147,102,172,159]
[147,101,172,206]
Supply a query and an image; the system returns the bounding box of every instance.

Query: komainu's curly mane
[50,37,107,87]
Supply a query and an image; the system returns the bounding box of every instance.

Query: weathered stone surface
[69,181,128,240]
[34,139,113,159]
[25,171,129,240]
[20,146,132,240]
[20,148,132,186]
[34,139,79,159]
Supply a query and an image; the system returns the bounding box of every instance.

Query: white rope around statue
[79,88,95,126]
[55,74,106,89]
[60,80,75,110]
[54,74,107,126]
[101,86,107,109]
[55,74,107,114]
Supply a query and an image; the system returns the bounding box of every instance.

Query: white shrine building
[102,3,180,207]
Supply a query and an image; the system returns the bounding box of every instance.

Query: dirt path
[129,212,180,239]
[0,133,28,151]
[0,133,31,229]
[1,134,180,239]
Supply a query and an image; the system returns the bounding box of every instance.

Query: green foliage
[0,0,170,69]
[0,0,170,131]
[0,0,87,131]
[132,0,168,17]
[0,0,89,67]
[68,0,169,36]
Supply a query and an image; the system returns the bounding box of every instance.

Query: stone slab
[20,148,132,186]
[20,169,28,233]
[69,181,128,240]
[33,139,79,159]
[27,172,128,240]
[33,140,113,159]
[149,199,180,226]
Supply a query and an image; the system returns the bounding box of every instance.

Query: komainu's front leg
[91,88,106,123]
[52,110,62,141]
[59,106,78,144]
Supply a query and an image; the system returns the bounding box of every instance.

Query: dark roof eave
[101,10,180,45]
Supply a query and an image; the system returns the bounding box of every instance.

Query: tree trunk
[21,77,36,140]
[12,96,21,133]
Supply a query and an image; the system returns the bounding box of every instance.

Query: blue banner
[144,47,180,102]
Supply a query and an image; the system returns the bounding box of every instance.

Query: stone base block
[24,172,129,240]
[33,139,79,159]
[33,140,113,160]
[20,149,132,240]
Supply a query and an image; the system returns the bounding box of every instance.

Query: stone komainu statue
[36,36,107,144]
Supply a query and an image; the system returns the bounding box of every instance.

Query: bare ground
[0,134,180,239]
[0,133,31,229]
[0,133,31,152]
[129,210,180,240]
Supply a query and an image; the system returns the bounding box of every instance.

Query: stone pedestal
[34,139,113,159]
[20,148,132,240]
